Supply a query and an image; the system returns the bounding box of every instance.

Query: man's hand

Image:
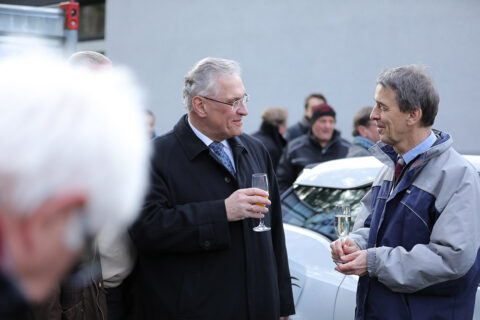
[280,317,289,320]
[330,237,360,263]
[225,188,271,221]
[334,249,368,276]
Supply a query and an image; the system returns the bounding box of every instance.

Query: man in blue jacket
[331,65,480,319]
[130,57,295,320]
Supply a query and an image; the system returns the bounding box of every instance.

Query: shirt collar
[187,116,229,149]
[402,130,436,165]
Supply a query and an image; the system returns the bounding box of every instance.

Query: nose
[370,105,380,121]
[237,101,248,116]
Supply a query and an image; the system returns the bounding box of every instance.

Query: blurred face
[312,115,335,146]
[202,75,248,141]
[361,121,380,143]
[305,97,326,118]
[0,196,86,302]
[371,84,410,149]
[278,123,287,136]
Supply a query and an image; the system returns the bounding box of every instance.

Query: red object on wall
[60,1,79,30]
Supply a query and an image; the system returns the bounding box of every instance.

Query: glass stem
[258,218,265,227]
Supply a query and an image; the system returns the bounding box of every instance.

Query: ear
[191,96,208,118]
[21,192,87,251]
[407,107,422,126]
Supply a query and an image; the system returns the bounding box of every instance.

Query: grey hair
[352,106,373,137]
[261,107,288,126]
[377,65,439,126]
[183,57,241,112]
[68,51,112,68]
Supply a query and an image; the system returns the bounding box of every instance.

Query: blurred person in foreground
[252,107,287,171]
[65,50,142,320]
[277,104,350,194]
[68,50,112,69]
[346,106,380,157]
[0,55,150,319]
[285,93,327,142]
[331,65,480,319]
[129,57,295,319]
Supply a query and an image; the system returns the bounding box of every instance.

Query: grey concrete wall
[106,0,480,154]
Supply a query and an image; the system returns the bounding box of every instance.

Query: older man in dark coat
[129,57,295,320]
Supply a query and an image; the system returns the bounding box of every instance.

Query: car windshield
[282,184,369,240]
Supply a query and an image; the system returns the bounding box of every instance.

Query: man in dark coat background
[252,107,287,171]
[277,104,350,194]
[129,57,295,320]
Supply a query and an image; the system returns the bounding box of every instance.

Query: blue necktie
[209,142,236,176]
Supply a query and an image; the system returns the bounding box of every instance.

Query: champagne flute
[252,173,271,232]
[334,204,351,242]
[333,204,352,264]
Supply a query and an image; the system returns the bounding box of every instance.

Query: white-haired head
[0,55,150,246]
[183,57,241,112]
[68,51,112,69]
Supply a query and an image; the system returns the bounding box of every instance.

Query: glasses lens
[232,94,248,109]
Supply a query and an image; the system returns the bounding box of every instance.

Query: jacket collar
[307,129,342,150]
[173,114,248,161]
[256,122,286,147]
[370,129,452,168]
[370,129,452,197]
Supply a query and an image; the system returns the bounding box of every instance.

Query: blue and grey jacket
[349,130,480,320]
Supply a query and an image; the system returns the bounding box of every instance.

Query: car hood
[295,154,480,190]
[295,156,382,189]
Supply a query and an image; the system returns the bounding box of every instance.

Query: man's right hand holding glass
[224,188,270,221]
[330,238,369,276]
[330,237,360,265]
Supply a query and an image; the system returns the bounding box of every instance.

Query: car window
[281,184,369,240]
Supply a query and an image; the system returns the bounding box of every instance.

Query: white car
[281,155,480,320]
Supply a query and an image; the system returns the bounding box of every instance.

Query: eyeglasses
[201,94,249,111]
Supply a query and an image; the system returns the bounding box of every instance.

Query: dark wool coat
[276,129,350,194]
[284,116,310,142]
[252,121,286,171]
[129,115,295,320]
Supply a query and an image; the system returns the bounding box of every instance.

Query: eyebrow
[375,99,387,107]
[230,93,246,102]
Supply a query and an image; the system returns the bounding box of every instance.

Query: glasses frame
[201,94,249,111]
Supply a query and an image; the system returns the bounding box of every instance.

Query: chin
[230,128,243,137]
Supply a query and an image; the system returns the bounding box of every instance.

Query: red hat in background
[311,104,336,124]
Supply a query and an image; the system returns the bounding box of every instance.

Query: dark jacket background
[129,115,295,320]
[284,116,309,142]
[252,121,286,171]
[277,129,350,194]
[31,247,107,320]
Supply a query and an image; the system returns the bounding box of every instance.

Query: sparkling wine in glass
[333,204,352,264]
[252,173,271,232]
[334,204,351,241]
